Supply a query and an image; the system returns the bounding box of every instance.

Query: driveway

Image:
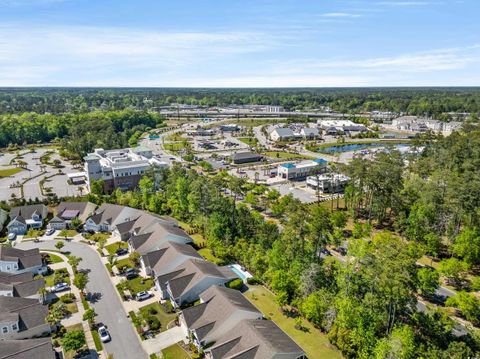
[16,240,148,359]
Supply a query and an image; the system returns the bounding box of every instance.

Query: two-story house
[155,259,237,308]
[0,297,50,340]
[0,247,47,275]
[0,272,45,300]
[7,205,48,235]
[48,201,97,230]
[179,285,263,349]
[0,337,55,359]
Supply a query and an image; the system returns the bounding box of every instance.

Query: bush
[148,307,158,315]
[60,293,76,304]
[227,278,244,291]
[247,276,261,285]
[146,316,161,331]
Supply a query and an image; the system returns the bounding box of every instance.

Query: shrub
[146,316,161,331]
[148,307,158,315]
[227,278,244,291]
[247,276,260,285]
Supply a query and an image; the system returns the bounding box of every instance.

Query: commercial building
[306,173,350,193]
[270,128,294,142]
[231,152,264,164]
[317,120,367,136]
[277,159,327,180]
[84,146,168,192]
[391,116,462,133]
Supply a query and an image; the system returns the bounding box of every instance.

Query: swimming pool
[229,264,253,283]
[318,143,410,154]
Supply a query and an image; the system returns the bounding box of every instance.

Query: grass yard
[164,142,189,151]
[245,285,343,359]
[24,229,45,239]
[47,253,64,264]
[64,323,83,332]
[126,277,154,295]
[198,248,223,265]
[66,302,79,314]
[105,241,128,256]
[84,232,110,242]
[161,343,190,359]
[43,268,70,287]
[0,167,22,177]
[115,257,136,270]
[139,302,177,333]
[262,151,313,160]
[238,137,258,146]
[58,229,78,238]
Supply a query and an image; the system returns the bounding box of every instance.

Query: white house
[270,128,294,142]
[155,259,237,308]
[179,285,262,349]
[0,247,46,275]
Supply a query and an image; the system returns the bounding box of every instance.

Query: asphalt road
[17,240,148,359]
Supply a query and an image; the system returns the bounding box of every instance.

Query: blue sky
[0,0,479,87]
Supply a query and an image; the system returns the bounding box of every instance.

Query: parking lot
[0,148,86,201]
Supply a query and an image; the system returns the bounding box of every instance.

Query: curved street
[17,240,148,359]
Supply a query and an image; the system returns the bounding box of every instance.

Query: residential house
[128,226,193,256]
[180,285,262,349]
[0,247,46,275]
[155,259,237,308]
[0,208,7,233]
[270,128,294,142]
[0,297,50,340]
[7,205,48,235]
[0,272,45,300]
[49,201,97,230]
[84,203,140,233]
[141,241,202,277]
[204,319,305,359]
[0,337,55,359]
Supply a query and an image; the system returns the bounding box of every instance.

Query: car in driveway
[45,228,55,236]
[98,325,111,343]
[7,233,16,241]
[135,291,152,301]
[50,282,70,293]
[124,268,137,279]
[116,247,128,256]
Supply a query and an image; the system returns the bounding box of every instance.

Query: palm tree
[38,287,48,304]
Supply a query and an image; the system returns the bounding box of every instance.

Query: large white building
[306,173,350,193]
[391,116,462,133]
[84,146,168,192]
[277,159,327,180]
[317,119,367,135]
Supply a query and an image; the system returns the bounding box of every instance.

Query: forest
[0,87,480,117]
[79,123,480,358]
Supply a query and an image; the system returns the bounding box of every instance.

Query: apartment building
[84,146,168,192]
[277,159,327,180]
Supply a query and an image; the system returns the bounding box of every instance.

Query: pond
[318,143,410,154]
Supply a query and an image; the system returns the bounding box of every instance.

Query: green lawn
[115,257,136,270]
[66,302,79,314]
[161,343,190,359]
[164,142,189,151]
[24,229,45,238]
[58,229,78,238]
[126,277,154,295]
[139,302,177,333]
[198,248,223,265]
[65,323,83,332]
[43,268,70,287]
[105,241,128,255]
[47,253,64,264]
[263,151,313,160]
[0,167,22,177]
[238,137,258,146]
[245,286,342,359]
[84,232,110,242]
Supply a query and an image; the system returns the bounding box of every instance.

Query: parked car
[135,291,152,301]
[320,248,331,256]
[115,247,128,256]
[7,233,16,241]
[51,282,70,293]
[45,228,55,236]
[124,268,137,279]
[98,325,111,343]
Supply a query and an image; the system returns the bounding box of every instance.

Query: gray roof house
[7,205,48,235]
[204,319,305,359]
[128,224,193,255]
[141,241,202,277]
[0,247,46,275]
[270,128,294,142]
[0,272,45,300]
[155,259,237,308]
[180,285,262,349]
[0,337,55,359]
[0,297,50,340]
[0,208,7,233]
[49,201,97,230]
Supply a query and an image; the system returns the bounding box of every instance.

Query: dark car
[116,247,128,256]
[320,248,331,256]
[124,268,137,279]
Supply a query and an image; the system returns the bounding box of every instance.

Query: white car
[50,282,70,293]
[7,233,16,241]
[45,228,55,236]
[98,325,111,343]
[135,291,152,301]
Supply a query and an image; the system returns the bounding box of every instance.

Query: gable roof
[142,242,202,276]
[206,319,304,359]
[129,225,192,255]
[0,272,44,298]
[157,259,236,300]
[9,205,47,221]
[182,285,261,342]
[0,338,54,359]
[271,128,294,137]
[0,297,49,331]
[0,247,43,269]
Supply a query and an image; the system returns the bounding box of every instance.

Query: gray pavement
[16,240,148,359]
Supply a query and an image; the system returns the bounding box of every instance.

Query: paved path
[143,326,185,355]
[16,241,148,359]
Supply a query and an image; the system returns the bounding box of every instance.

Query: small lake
[318,143,410,154]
